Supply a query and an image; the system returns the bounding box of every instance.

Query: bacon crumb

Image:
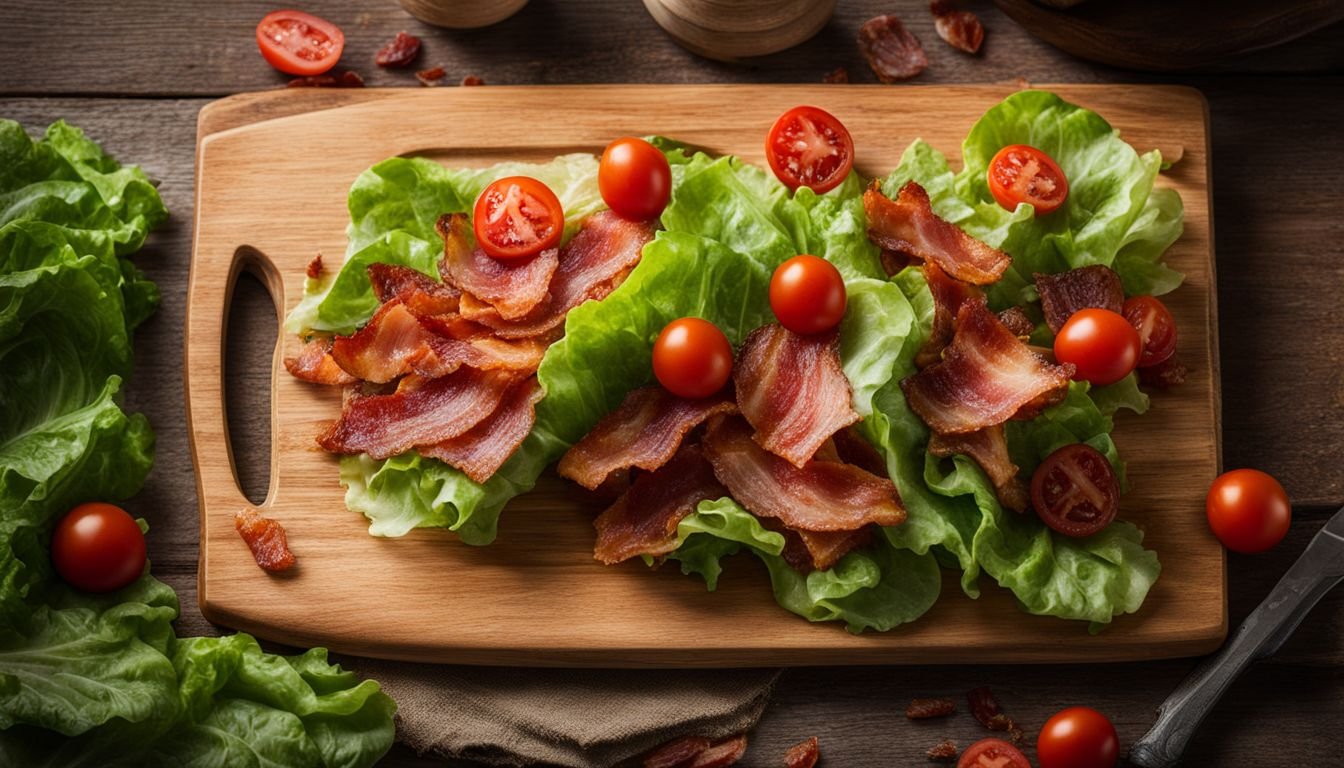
[416,66,447,87]
[306,253,324,279]
[930,1,985,54]
[689,734,748,768]
[461,74,485,86]
[375,31,421,67]
[643,735,711,768]
[823,66,849,84]
[784,736,819,768]
[926,739,958,761]
[906,697,957,719]
[235,508,296,572]
[858,15,928,83]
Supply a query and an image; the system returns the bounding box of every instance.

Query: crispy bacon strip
[928,424,1028,513]
[368,262,460,316]
[703,417,906,531]
[859,15,928,83]
[918,261,983,368]
[436,213,558,320]
[422,377,542,483]
[558,386,737,491]
[1034,265,1123,333]
[865,181,1012,285]
[593,445,727,564]
[902,298,1073,435]
[284,336,357,385]
[735,325,860,468]
[235,509,295,572]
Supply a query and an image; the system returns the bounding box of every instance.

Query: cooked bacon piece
[593,445,727,564]
[784,737,820,768]
[734,325,860,468]
[436,213,558,320]
[643,735,712,768]
[865,181,1012,285]
[408,333,546,379]
[375,31,421,68]
[779,525,873,572]
[926,739,958,761]
[998,306,1036,339]
[317,368,519,459]
[902,298,1073,435]
[1139,355,1188,388]
[931,2,985,54]
[422,377,542,482]
[416,66,447,86]
[285,336,357,385]
[917,261,983,368]
[287,70,365,88]
[460,74,485,86]
[367,262,460,316]
[929,424,1028,513]
[859,15,928,83]
[830,427,888,477]
[906,697,957,719]
[704,417,906,531]
[235,509,295,572]
[689,734,748,768]
[306,253,324,279]
[558,386,737,491]
[1035,265,1124,333]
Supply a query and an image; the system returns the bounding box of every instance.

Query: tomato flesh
[256,10,345,76]
[958,738,1031,768]
[1054,308,1142,386]
[1030,443,1120,538]
[1037,706,1120,768]
[51,502,147,593]
[472,176,565,262]
[988,144,1069,215]
[766,106,854,194]
[652,318,734,399]
[599,137,672,221]
[1122,295,1178,368]
[1206,468,1291,553]
[769,255,847,335]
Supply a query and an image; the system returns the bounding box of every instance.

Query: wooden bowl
[398,0,529,29]
[642,0,837,61]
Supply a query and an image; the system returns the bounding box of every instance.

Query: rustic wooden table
[3,1,1342,765]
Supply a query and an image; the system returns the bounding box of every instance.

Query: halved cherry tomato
[1037,706,1120,768]
[1031,443,1120,538]
[472,176,565,262]
[769,255,847,335]
[1054,308,1142,386]
[988,144,1069,215]
[1122,295,1178,368]
[1206,468,1291,554]
[599,137,672,221]
[958,738,1031,768]
[765,106,854,194]
[652,318,733,399]
[51,502,147,593]
[255,10,345,76]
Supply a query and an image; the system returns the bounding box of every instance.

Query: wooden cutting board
[188,84,1222,666]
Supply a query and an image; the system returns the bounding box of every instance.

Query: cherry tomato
[472,176,565,262]
[988,144,1069,215]
[51,502,147,593]
[599,137,672,221]
[1122,295,1178,368]
[255,10,345,77]
[958,738,1031,768]
[652,318,734,399]
[765,106,854,194]
[1031,443,1120,538]
[1206,468,1291,554]
[1054,308,1142,386]
[769,255,847,335]
[1037,706,1120,768]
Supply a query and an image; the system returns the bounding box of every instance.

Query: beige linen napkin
[354,660,780,767]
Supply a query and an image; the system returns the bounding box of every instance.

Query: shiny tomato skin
[765,106,854,194]
[1206,469,1291,554]
[988,144,1069,215]
[652,318,734,399]
[51,502,147,593]
[599,137,672,221]
[255,10,345,76]
[1054,308,1142,386]
[1037,706,1120,768]
[958,738,1031,768]
[472,176,565,262]
[769,255,847,335]
[1122,295,1178,368]
[1031,443,1120,538]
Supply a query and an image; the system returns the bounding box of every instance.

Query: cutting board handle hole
[223,247,282,507]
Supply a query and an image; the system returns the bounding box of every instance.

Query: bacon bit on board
[287,70,365,88]
[689,734,748,768]
[1139,355,1188,388]
[284,336,357,386]
[926,739,959,762]
[306,253,324,279]
[906,697,957,719]
[823,66,850,84]
[858,15,928,83]
[643,735,712,768]
[461,74,485,86]
[930,1,985,54]
[235,508,296,572]
[375,31,421,67]
[968,686,1023,738]
[784,736,820,768]
[416,65,447,86]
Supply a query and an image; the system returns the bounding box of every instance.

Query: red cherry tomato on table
[1121,295,1178,368]
[1054,308,1142,386]
[769,255,847,335]
[255,10,345,76]
[1037,706,1120,768]
[765,106,854,194]
[51,502,147,593]
[988,144,1069,215]
[1030,443,1120,538]
[1206,468,1291,553]
[599,137,672,221]
[472,176,565,262]
[653,318,734,399]
[958,738,1031,768]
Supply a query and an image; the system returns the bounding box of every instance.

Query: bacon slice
[1034,265,1123,333]
[422,377,542,483]
[734,325,860,468]
[859,15,928,83]
[865,181,1012,285]
[918,261,983,368]
[558,386,737,491]
[235,509,296,572]
[317,368,519,459]
[592,445,727,564]
[436,213,558,320]
[703,417,906,531]
[778,524,873,572]
[928,424,1028,513]
[285,336,357,385]
[367,262,460,316]
[902,298,1074,435]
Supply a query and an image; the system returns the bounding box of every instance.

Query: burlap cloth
[354,660,781,767]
